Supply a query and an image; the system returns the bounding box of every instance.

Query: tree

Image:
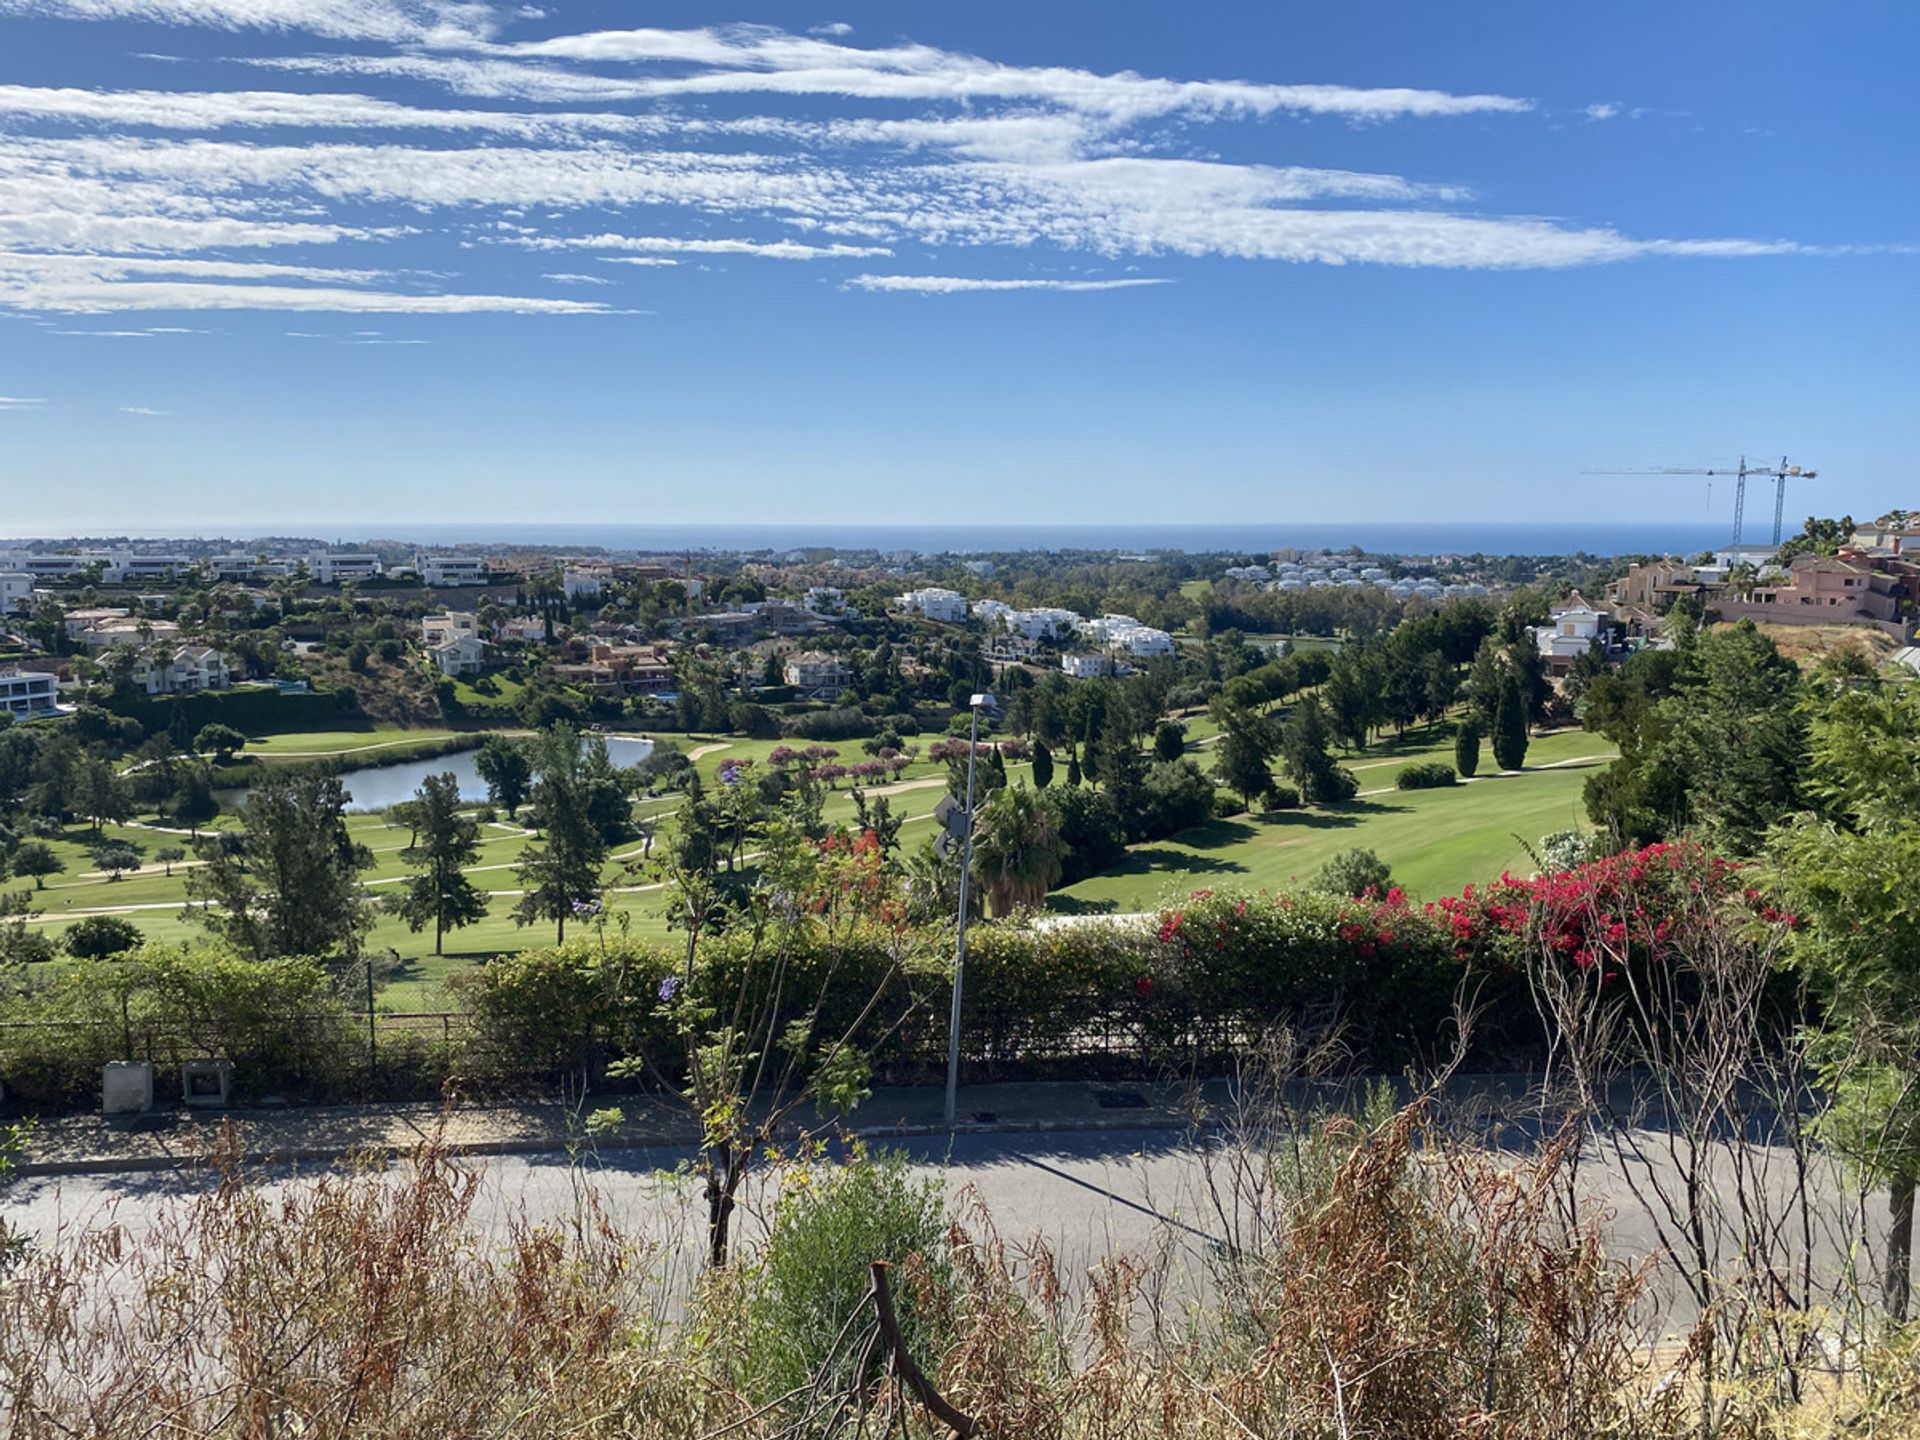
[169,762,219,833]
[1771,682,1920,1318]
[11,841,62,890]
[1314,847,1393,898]
[63,913,143,959]
[1030,740,1054,789]
[75,755,131,835]
[1281,696,1356,805]
[1454,718,1481,779]
[388,771,488,954]
[475,734,532,818]
[185,767,373,963]
[968,783,1065,917]
[1152,720,1187,764]
[91,841,142,882]
[154,844,186,877]
[513,724,609,942]
[1491,672,1530,772]
[193,724,247,763]
[1210,702,1276,812]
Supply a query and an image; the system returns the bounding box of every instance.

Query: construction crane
[1582,454,1818,548]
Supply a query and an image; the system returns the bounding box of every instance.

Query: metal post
[365,956,377,1083]
[944,702,982,1130]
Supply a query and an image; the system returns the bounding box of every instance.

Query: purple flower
[719,760,742,786]
[658,975,680,1002]
[571,897,603,917]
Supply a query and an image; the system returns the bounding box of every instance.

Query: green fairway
[238,727,466,757]
[1048,732,1615,913]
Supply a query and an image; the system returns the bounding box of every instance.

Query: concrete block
[102,1060,154,1115]
[182,1058,232,1108]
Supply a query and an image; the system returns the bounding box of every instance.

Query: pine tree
[389,771,488,954]
[1282,696,1356,804]
[513,724,609,942]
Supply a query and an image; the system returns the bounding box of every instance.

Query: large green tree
[1771,681,1920,1318]
[1210,701,1276,812]
[1491,672,1530,773]
[1281,695,1356,805]
[968,783,1065,917]
[512,724,609,942]
[388,771,488,954]
[186,767,373,963]
[475,734,532,818]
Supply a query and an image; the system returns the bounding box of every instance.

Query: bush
[1262,780,1301,811]
[1213,790,1247,818]
[781,707,875,742]
[1137,758,1216,839]
[1396,761,1457,790]
[1314,847,1394,898]
[1454,719,1482,779]
[745,1151,950,1403]
[63,915,144,959]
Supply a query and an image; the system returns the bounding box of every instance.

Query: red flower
[1134,975,1153,998]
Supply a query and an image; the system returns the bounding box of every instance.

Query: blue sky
[0,0,1914,533]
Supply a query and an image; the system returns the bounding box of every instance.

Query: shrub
[1396,761,1457,790]
[1262,780,1301,810]
[63,915,144,959]
[781,706,875,741]
[1314,847,1394,898]
[744,1151,951,1403]
[1213,790,1247,818]
[1454,718,1482,778]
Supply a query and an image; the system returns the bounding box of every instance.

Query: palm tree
[968,783,1065,918]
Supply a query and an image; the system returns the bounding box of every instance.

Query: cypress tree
[1491,674,1530,772]
[1031,741,1054,789]
[1454,719,1481,779]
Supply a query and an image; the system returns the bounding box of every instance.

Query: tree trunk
[707,1145,738,1268]
[1888,1170,1916,1322]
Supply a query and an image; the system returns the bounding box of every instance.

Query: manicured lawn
[240,727,464,757]
[1048,735,1616,913]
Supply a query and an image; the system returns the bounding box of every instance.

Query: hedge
[107,686,362,737]
[1396,762,1458,790]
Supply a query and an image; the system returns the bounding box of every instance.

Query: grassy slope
[1049,727,1614,913]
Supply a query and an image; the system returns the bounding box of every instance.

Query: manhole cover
[1094,1090,1148,1110]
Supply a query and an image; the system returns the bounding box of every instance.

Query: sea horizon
[0,520,1739,559]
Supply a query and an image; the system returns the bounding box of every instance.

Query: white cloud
[0,0,500,43]
[0,394,47,409]
[597,256,677,267]
[809,21,851,38]
[118,403,166,414]
[540,270,612,284]
[1585,102,1621,121]
[520,232,892,260]
[848,274,1170,293]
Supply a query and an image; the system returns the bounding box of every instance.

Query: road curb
[18,1111,1196,1179]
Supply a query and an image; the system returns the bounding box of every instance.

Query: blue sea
[6,520,1735,558]
[215,520,1734,558]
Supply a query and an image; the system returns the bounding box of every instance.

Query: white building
[0,667,57,717]
[783,651,852,694]
[971,598,1012,626]
[1223,565,1271,582]
[416,554,489,587]
[130,646,235,696]
[0,573,34,616]
[1531,604,1609,667]
[0,552,88,581]
[431,634,488,677]
[563,564,612,600]
[1061,652,1115,679]
[421,612,478,647]
[1003,607,1080,642]
[209,553,268,581]
[1111,624,1175,658]
[962,559,995,576]
[897,587,969,623]
[307,552,384,585]
[495,615,549,644]
[102,553,190,585]
[74,620,181,653]
[803,586,848,615]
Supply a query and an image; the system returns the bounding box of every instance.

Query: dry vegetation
[1714,621,1899,671]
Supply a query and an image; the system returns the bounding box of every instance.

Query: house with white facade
[1531,601,1610,674]
[102,553,190,585]
[564,564,613,600]
[0,552,88,581]
[494,615,549,644]
[971,598,1011,626]
[783,651,852,695]
[0,667,58,718]
[421,612,478,647]
[896,587,969,623]
[1110,624,1176,659]
[75,620,181,653]
[803,586,848,615]
[1061,652,1115,679]
[0,573,34,616]
[307,552,384,585]
[1003,607,1080,642]
[431,634,488,677]
[1224,565,1271,582]
[416,554,490,587]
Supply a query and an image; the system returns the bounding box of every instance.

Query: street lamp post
[945,692,994,1130]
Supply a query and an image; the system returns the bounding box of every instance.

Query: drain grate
[1093,1089,1148,1110]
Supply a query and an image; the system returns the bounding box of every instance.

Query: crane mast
[1582,454,1819,547]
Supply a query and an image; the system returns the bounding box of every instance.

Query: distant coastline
[1,521,1736,558]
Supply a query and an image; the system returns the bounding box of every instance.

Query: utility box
[182,1058,233,1109]
[102,1060,154,1115]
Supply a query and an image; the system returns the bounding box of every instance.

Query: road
[9,1120,1894,1340]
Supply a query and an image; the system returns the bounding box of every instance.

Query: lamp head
[969,692,997,710]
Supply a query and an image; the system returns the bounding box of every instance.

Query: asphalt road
[8,1123,1898,1339]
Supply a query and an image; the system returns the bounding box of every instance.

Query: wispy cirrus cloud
[0,394,48,409]
[848,274,1170,294]
[0,0,498,43]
